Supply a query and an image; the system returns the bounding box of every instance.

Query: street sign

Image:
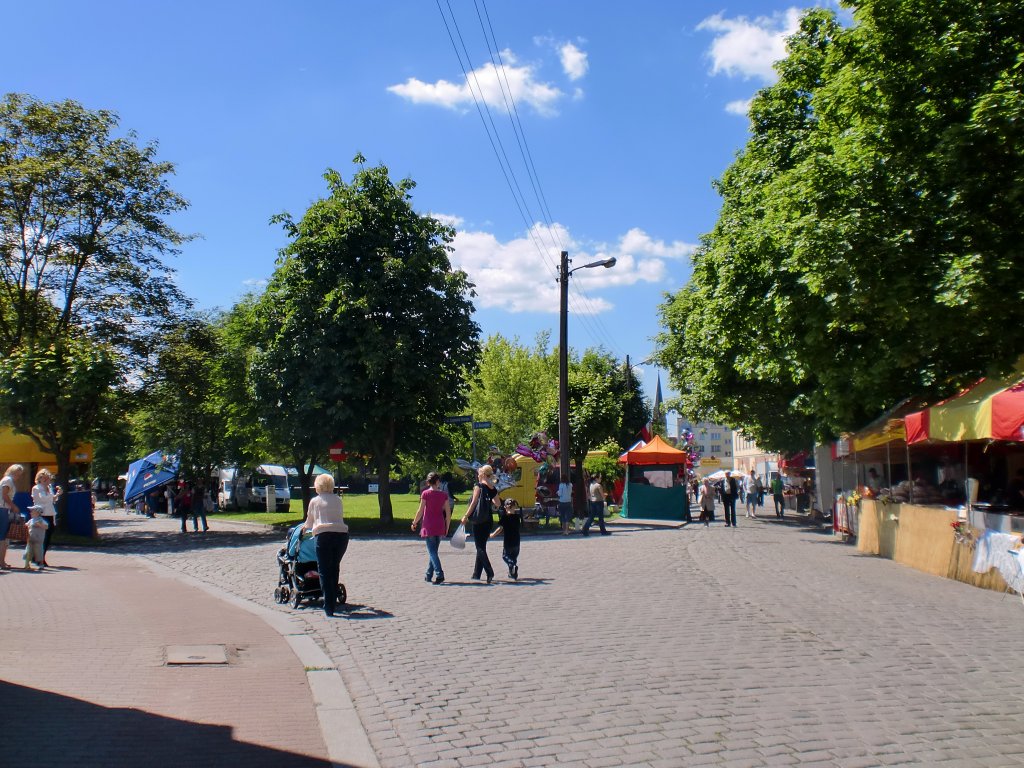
[444,415,472,424]
[328,440,347,461]
[472,421,492,429]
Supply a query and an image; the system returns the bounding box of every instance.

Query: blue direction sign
[444,415,472,424]
[472,421,492,429]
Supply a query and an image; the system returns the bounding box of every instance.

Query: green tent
[619,436,690,521]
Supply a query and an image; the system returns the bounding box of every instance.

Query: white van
[218,465,292,512]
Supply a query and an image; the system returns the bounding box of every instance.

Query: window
[711,444,721,453]
[711,432,721,440]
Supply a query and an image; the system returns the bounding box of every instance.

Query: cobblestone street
[102,510,1024,767]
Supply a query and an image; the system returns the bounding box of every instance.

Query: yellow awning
[0,428,93,464]
[852,420,907,452]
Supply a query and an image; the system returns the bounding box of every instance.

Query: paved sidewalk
[0,513,365,768]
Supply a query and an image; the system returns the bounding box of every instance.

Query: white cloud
[387,50,563,116]
[448,223,678,315]
[430,213,464,228]
[615,228,696,260]
[725,98,753,116]
[559,42,588,81]
[698,8,802,82]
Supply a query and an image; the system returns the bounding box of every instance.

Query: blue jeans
[424,535,443,579]
[582,501,607,534]
[315,532,349,615]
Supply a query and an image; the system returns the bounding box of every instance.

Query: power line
[435,1,624,357]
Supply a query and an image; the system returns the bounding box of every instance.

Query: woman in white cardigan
[302,474,349,617]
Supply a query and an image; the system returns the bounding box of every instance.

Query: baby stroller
[274,524,347,610]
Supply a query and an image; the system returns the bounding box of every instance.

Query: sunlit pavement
[97,507,1024,766]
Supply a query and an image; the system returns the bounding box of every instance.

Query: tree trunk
[573,451,588,517]
[377,458,393,527]
[55,450,72,534]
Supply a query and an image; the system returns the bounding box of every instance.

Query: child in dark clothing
[491,498,522,581]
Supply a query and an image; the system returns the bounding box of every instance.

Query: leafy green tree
[216,296,273,469]
[583,438,624,483]
[657,2,1024,448]
[543,349,629,514]
[130,314,231,486]
[465,332,558,453]
[0,337,117,528]
[0,93,190,357]
[264,156,480,522]
[0,93,190,513]
[616,360,650,450]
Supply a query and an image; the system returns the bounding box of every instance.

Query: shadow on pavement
[335,603,393,620]
[85,516,284,556]
[2,681,341,767]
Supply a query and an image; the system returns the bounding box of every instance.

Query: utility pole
[559,251,570,483]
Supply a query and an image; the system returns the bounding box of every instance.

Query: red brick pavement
[0,548,334,767]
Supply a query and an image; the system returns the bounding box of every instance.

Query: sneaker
[424,573,433,582]
[434,575,444,584]
[512,565,518,580]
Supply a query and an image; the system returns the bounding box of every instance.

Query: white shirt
[32,483,57,518]
[557,482,572,503]
[0,476,16,510]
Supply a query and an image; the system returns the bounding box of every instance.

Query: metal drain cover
[166,645,228,665]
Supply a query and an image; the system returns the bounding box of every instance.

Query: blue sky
[4,1,832,424]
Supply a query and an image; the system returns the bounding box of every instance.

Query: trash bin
[66,490,95,537]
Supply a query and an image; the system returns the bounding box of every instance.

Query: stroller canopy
[287,524,318,562]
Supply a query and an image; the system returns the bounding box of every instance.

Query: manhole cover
[166,645,228,665]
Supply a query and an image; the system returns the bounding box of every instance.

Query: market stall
[617,436,689,521]
[853,368,1024,593]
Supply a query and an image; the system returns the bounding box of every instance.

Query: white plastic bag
[450,522,467,550]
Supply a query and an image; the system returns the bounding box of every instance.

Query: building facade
[732,432,780,478]
[675,419,734,471]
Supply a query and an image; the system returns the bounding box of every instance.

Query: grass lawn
[217,493,621,536]
[217,492,426,536]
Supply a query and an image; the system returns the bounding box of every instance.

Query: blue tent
[124,449,180,503]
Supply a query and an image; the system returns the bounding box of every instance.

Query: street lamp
[558,250,617,483]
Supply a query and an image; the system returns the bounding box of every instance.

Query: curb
[140,558,380,768]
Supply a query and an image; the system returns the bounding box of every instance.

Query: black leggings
[472,522,493,579]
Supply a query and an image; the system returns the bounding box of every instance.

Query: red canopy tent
[617,435,689,465]
[618,436,690,520]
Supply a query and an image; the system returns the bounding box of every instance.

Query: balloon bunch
[514,431,559,464]
[679,429,701,469]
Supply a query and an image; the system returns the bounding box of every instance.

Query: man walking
[721,471,738,527]
[772,475,786,518]
[744,470,760,519]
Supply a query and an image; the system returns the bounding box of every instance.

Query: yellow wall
[857,499,1010,592]
[0,428,93,464]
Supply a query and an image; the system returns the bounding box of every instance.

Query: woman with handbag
[0,464,25,569]
[460,464,499,583]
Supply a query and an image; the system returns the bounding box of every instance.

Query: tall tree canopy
[0,93,189,356]
[657,1,1024,451]
[262,156,480,521]
[0,94,189,511]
